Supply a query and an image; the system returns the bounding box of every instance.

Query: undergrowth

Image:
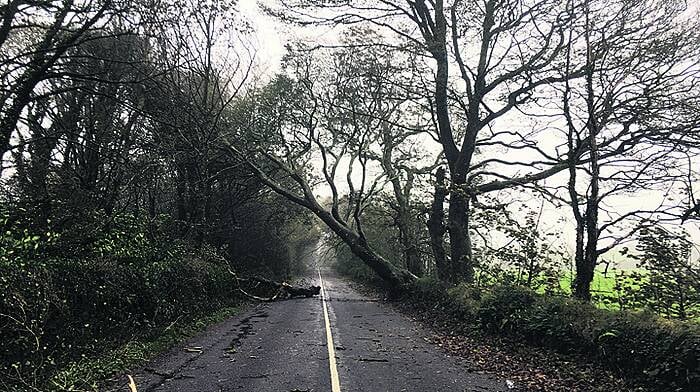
[402,279,699,391]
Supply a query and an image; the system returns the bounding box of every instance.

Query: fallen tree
[228,268,321,301]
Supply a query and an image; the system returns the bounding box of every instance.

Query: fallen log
[227,267,320,301]
[274,282,322,300]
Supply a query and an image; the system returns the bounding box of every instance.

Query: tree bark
[573,2,600,301]
[427,167,449,281]
[314,207,415,287]
[404,239,422,277]
[447,185,474,283]
[427,0,475,283]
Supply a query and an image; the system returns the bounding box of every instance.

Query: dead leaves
[423,332,640,391]
[397,303,644,392]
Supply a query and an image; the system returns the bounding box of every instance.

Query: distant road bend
[116,270,507,392]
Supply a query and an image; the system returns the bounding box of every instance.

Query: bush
[477,285,538,333]
[0,245,242,391]
[402,282,700,391]
[595,314,699,390]
[445,283,480,322]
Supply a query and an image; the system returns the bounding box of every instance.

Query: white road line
[318,269,342,392]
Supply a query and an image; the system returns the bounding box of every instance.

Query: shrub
[594,313,699,390]
[477,285,537,333]
[403,282,700,390]
[0,245,242,391]
[447,284,481,318]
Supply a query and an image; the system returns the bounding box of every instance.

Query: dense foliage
[0,220,237,390]
[0,1,315,390]
[1,193,313,391]
[403,280,699,391]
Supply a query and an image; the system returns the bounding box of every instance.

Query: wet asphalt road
[111,272,506,392]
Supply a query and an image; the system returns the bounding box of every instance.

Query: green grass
[533,268,646,310]
[47,305,246,392]
[557,269,639,292]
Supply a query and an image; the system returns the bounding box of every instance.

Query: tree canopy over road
[1,0,699,391]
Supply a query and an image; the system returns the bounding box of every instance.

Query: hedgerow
[0,210,245,391]
[402,280,699,391]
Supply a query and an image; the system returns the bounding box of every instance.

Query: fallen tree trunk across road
[228,268,321,301]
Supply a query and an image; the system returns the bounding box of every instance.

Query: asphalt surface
[111,271,507,392]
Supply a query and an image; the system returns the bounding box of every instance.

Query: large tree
[224,41,433,285]
[269,0,594,283]
[269,0,700,286]
[555,0,700,300]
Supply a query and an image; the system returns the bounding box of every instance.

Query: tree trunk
[428,167,449,282]
[447,180,474,283]
[576,121,600,301]
[574,180,600,300]
[404,241,422,277]
[573,6,600,301]
[314,208,416,287]
[574,247,596,300]
[422,0,476,284]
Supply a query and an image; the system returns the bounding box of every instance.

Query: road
[114,271,507,392]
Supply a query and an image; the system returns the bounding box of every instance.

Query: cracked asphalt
[109,271,507,392]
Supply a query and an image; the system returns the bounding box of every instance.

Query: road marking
[318,270,341,392]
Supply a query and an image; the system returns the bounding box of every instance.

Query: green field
[547,269,699,320]
[558,269,635,292]
[534,268,645,310]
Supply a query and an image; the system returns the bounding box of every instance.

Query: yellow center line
[318,269,341,392]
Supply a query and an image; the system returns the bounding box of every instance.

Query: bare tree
[269,0,593,283]
[552,0,700,300]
